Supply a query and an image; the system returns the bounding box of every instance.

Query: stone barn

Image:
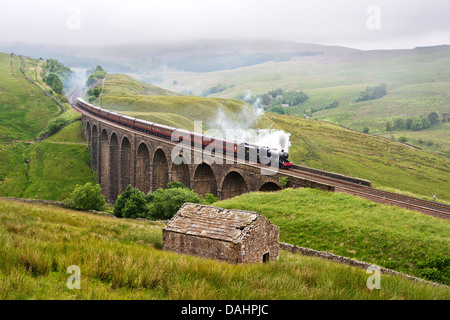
[162,203,279,264]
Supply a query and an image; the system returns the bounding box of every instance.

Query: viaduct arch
[82,115,334,203]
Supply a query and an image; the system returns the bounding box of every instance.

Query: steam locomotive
[77,98,292,169]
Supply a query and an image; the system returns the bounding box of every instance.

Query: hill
[97,73,275,131]
[153,45,450,155]
[0,198,448,299]
[267,113,450,202]
[0,52,95,200]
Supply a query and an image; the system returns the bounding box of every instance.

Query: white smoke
[208,90,291,152]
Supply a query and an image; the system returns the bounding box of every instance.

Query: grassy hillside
[0,54,61,141]
[216,188,450,285]
[99,74,274,131]
[267,113,450,202]
[0,52,95,200]
[0,199,448,299]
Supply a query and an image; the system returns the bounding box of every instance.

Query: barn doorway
[262,252,269,263]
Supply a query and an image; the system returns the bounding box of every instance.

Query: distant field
[379,122,450,157]
[0,199,448,299]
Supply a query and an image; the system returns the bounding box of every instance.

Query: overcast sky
[0,0,449,50]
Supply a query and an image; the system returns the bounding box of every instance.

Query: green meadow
[266,113,450,202]
[0,199,448,299]
[216,188,450,285]
[0,52,95,201]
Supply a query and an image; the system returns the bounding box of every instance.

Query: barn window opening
[263,252,269,263]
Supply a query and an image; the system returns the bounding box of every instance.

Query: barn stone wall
[162,230,242,263]
[241,216,279,263]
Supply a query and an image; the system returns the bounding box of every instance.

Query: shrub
[166,181,190,189]
[279,176,288,187]
[416,255,450,285]
[204,193,218,204]
[411,118,423,131]
[148,187,204,220]
[64,183,105,211]
[398,136,408,143]
[114,185,149,218]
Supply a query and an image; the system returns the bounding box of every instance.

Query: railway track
[68,88,450,220]
[286,167,450,219]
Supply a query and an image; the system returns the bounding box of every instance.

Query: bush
[411,118,423,131]
[64,183,106,211]
[148,187,204,220]
[166,181,190,189]
[204,193,218,204]
[113,185,149,218]
[416,255,450,285]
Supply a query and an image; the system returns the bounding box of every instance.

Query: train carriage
[119,114,135,128]
[134,118,154,133]
[75,97,291,169]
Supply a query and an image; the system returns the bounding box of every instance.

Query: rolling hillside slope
[0,52,95,200]
[98,73,275,131]
[155,45,450,155]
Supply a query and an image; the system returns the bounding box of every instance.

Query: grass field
[379,121,450,157]
[216,188,450,284]
[0,199,448,299]
[266,113,450,202]
[0,52,95,201]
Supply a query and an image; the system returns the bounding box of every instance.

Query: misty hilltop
[3,40,448,74]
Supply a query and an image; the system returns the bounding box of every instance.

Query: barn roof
[163,203,260,244]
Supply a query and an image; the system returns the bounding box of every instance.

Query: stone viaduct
[81,114,333,203]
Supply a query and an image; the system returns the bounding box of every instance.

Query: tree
[148,187,204,220]
[203,193,218,204]
[393,117,405,130]
[270,106,285,115]
[356,83,387,102]
[167,181,190,189]
[363,127,370,134]
[64,183,106,211]
[405,118,414,130]
[428,112,440,125]
[411,118,423,131]
[398,136,408,143]
[386,122,392,132]
[421,116,431,129]
[113,185,149,218]
[261,94,271,106]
